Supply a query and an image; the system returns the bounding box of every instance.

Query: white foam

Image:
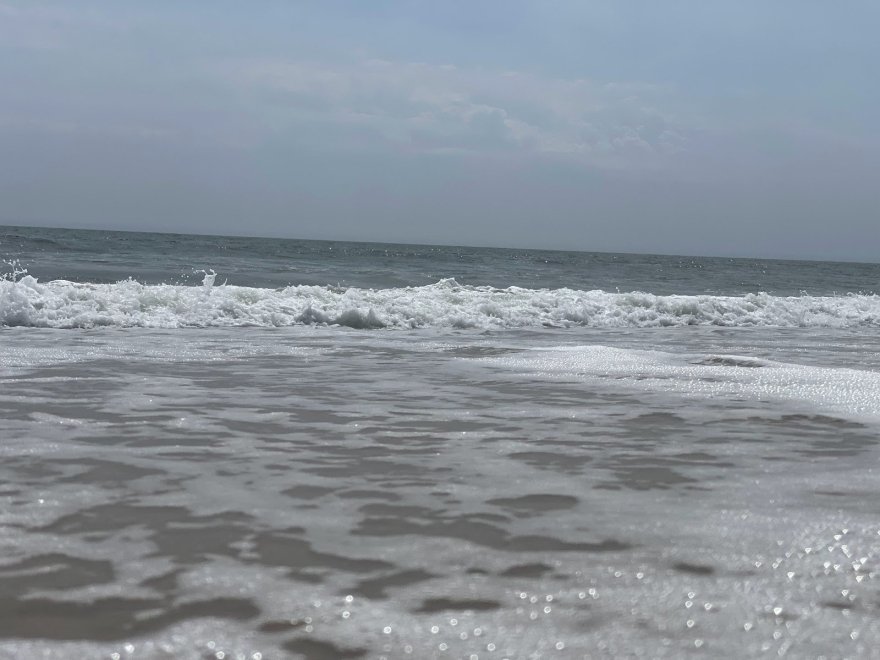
[1,275,878,329]
[484,345,880,420]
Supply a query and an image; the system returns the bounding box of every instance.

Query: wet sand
[0,327,878,658]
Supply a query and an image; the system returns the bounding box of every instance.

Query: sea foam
[1,275,878,329]
[483,345,880,420]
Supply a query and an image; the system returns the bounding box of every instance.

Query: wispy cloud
[217,57,689,168]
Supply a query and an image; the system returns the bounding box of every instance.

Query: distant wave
[1,275,878,329]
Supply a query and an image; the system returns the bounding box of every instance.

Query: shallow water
[2,226,879,658]
[1,325,879,658]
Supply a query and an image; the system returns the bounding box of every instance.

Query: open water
[1,225,880,658]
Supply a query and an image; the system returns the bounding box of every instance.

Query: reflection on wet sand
[0,328,879,657]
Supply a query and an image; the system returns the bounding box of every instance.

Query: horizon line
[2,220,878,268]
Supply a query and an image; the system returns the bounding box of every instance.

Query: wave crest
[1,276,878,329]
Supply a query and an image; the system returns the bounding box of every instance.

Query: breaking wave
[1,275,878,330]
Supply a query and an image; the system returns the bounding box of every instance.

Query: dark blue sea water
[1,225,878,330]
[3,224,878,294]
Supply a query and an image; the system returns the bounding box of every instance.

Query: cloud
[216,57,689,168]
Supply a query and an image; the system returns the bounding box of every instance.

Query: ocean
[1,224,879,659]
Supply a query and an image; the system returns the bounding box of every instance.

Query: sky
[0,1,878,261]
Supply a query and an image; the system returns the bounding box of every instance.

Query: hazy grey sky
[1,1,878,260]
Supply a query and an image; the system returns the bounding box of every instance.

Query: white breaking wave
[1,275,878,329]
